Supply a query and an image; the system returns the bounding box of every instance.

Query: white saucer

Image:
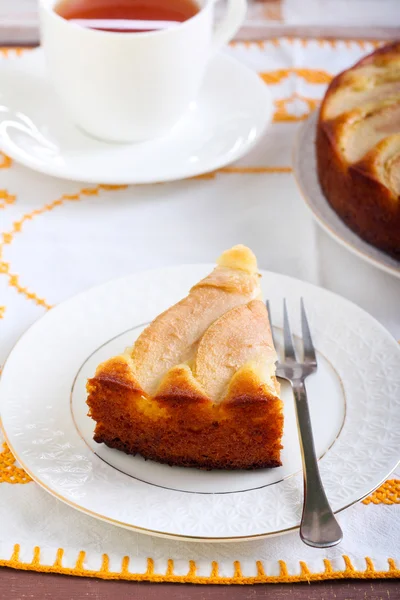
[293,112,400,279]
[0,49,272,184]
[1,265,399,541]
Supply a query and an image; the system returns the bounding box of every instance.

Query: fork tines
[266,298,317,366]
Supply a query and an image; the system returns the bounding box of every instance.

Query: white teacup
[39,0,247,143]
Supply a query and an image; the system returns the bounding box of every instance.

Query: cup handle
[211,0,247,53]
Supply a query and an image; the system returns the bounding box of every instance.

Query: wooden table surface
[1,568,399,599]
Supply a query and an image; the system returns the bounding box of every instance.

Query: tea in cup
[40,0,247,142]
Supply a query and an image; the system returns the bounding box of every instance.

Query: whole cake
[87,245,283,470]
[316,42,400,258]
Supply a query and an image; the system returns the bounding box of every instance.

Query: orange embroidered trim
[260,68,332,85]
[0,453,398,581]
[0,47,28,57]
[0,153,12,170]
[220,166,292,174]
[230,39,382,50]
[0,189,16,210]
[0,266,51,309]
[0,40,380,61]
[0,443,32,484]
[190,172,218,181]
[0,185,127,310]
[189,167,293,179]
[0,547,398,583]
[273,94,320,122]
[363,479,400,505]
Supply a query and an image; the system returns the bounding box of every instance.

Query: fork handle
[292,380,343,548]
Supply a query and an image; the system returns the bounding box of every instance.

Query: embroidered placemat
[0,38,399,584]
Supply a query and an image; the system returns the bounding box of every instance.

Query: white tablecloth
[0,39,399,583]
[1,39,399,356]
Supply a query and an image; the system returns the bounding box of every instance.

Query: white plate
[0,49,271,184]
[1,265,400,541]
[293,111,400,279]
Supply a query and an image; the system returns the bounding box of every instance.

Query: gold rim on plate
[1,321,398,543]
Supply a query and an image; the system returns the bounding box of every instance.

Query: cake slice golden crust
[87,245,283,470]
[130,246,261,397]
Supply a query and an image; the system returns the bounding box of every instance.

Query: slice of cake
[86,245,283,470]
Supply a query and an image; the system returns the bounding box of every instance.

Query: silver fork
[267,299,343,548]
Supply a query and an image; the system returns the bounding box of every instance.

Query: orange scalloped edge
[0,547,399,583]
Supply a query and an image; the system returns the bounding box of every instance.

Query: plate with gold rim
[293,111,400,280]
[1,265,400,541]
